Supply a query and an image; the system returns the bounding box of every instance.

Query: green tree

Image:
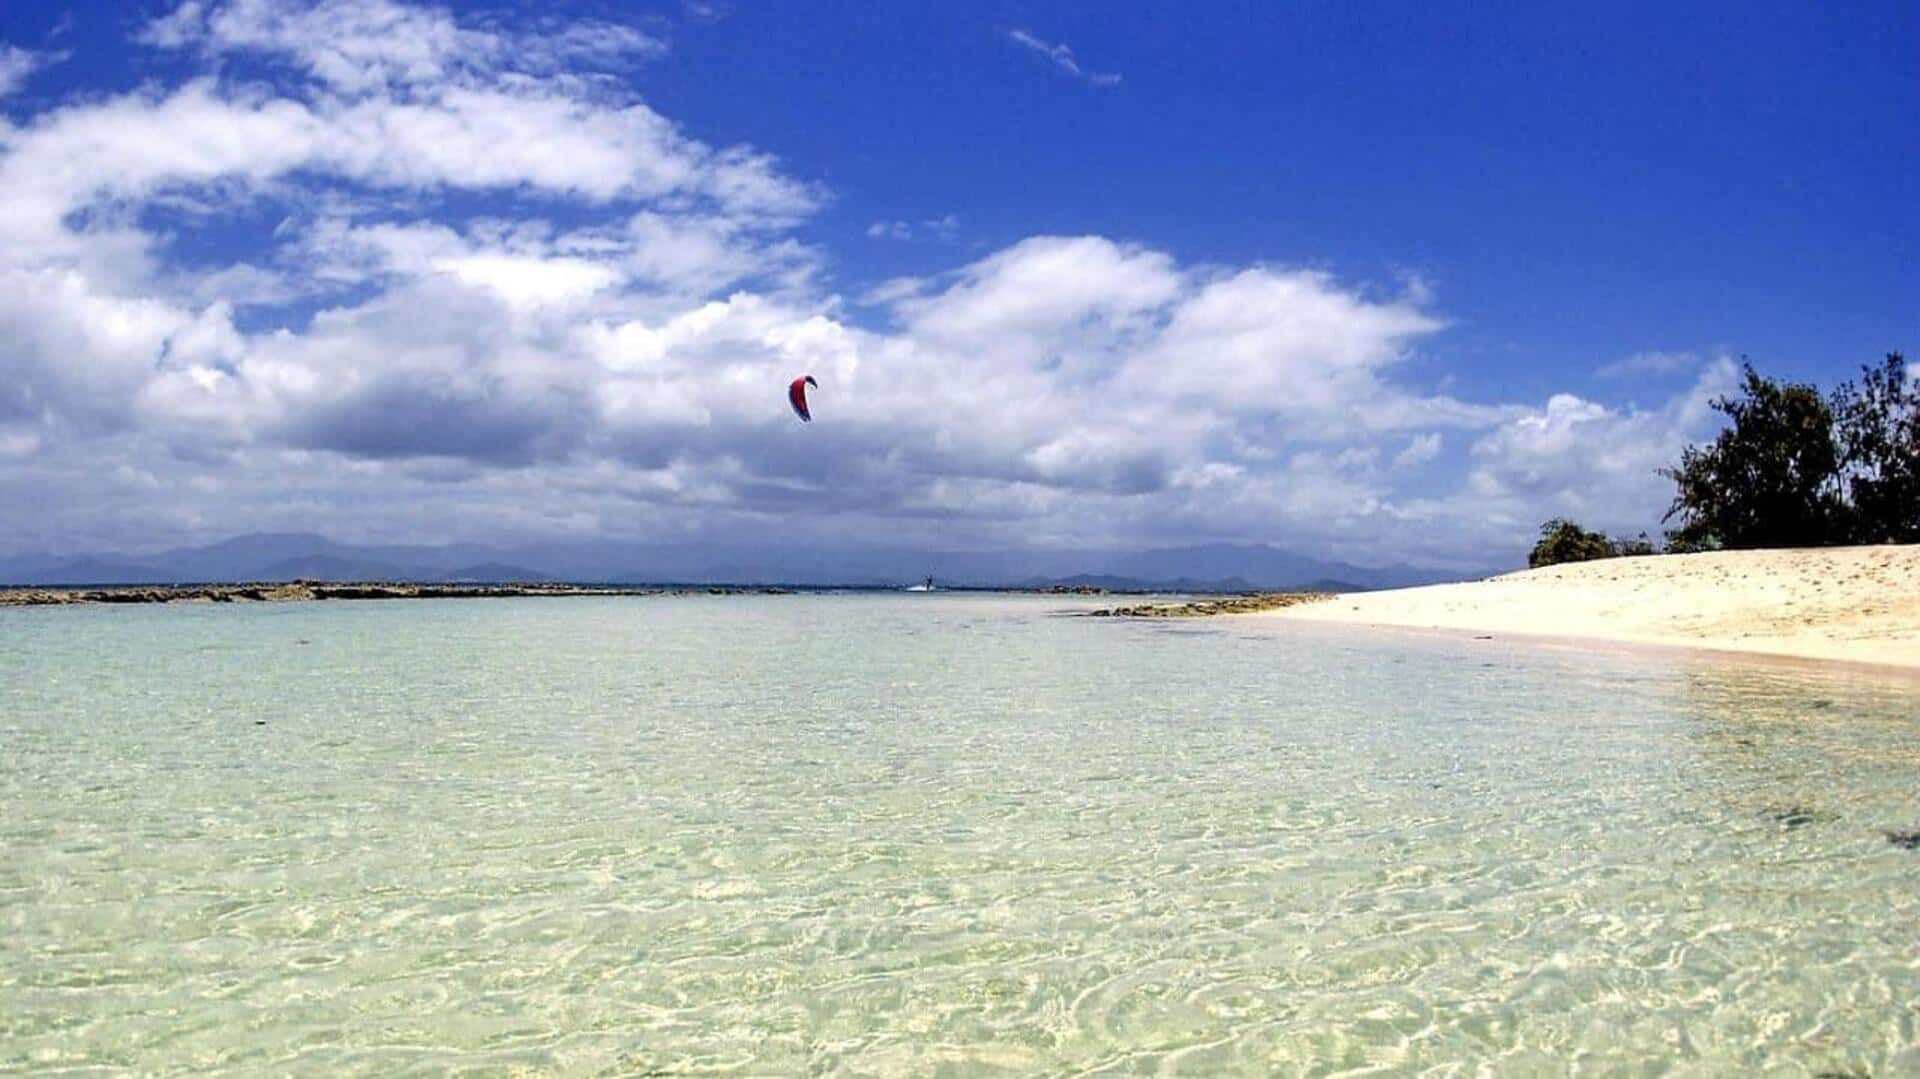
[1529,518,1617,568]
[1833,352,1919,543]
[1662,363,1848,549]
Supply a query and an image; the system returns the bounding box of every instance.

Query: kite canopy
[788,375,818,422]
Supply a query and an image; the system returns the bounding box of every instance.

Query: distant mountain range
[0,533,1496,591]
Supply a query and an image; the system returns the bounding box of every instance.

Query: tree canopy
[1525,353,1912,558]
[1529,519,1651,568]
[1834,353,1919,543]
[1663,363,1850,550]
[1660,353,1916,550]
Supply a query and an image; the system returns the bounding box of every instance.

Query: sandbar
[1263,545,1920,670]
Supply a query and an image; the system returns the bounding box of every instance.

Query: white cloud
[297,220,619,308]
[0,266,199,431]
[1595,349,1703,380]
[892,235,1179,341]
[867,215,959,242]
[1393,433,1442,469]
[1462,357,1737,536]
[1124,267,1451,428]
[0,45,46,98]
[111,2,813,224]
[1007,29,1120,87]
[143,0,663,92]
[0,0,1733,569]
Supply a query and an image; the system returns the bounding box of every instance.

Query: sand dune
[1270,545,1920,669]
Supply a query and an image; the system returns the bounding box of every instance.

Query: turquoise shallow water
[2,594,1917,1075]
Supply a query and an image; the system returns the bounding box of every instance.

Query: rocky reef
[1084,593,1331,618]
[0,581,795,607]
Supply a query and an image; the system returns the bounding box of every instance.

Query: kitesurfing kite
[788,374,818,422]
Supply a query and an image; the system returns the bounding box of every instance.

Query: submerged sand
[1268,545,1920,670]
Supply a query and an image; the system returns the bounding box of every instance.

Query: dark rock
[0,581,652,607]
[1772,807,1817,829]
[1083,593,1332,619]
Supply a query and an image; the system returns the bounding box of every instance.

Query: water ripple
[1,596,1916,1074]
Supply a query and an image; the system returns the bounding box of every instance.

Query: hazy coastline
[0,581,796,607]
[0,580,1154,607]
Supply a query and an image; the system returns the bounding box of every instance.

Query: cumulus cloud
[891,236,1179,342]
[0,0,1724,568]
[1007,29,1120,87]
[1460,358,1738,537]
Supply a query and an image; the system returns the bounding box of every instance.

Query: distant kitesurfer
[789,375,818,422]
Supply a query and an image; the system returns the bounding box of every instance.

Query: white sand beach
[1271,545,1920,670]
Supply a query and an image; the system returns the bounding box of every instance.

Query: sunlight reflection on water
[2,595,1916,1074]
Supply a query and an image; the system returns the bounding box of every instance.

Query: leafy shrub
[1529,519,1618,568]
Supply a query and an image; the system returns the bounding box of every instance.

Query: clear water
[2,595,1917,1075]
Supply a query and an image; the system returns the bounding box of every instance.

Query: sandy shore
[1267,545,1920,670]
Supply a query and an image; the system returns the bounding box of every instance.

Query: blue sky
[642,2,1915,390]
[746,3,1914,382]
[0,1,1913,566]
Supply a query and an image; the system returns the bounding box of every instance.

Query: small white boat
[903,576,935,592]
